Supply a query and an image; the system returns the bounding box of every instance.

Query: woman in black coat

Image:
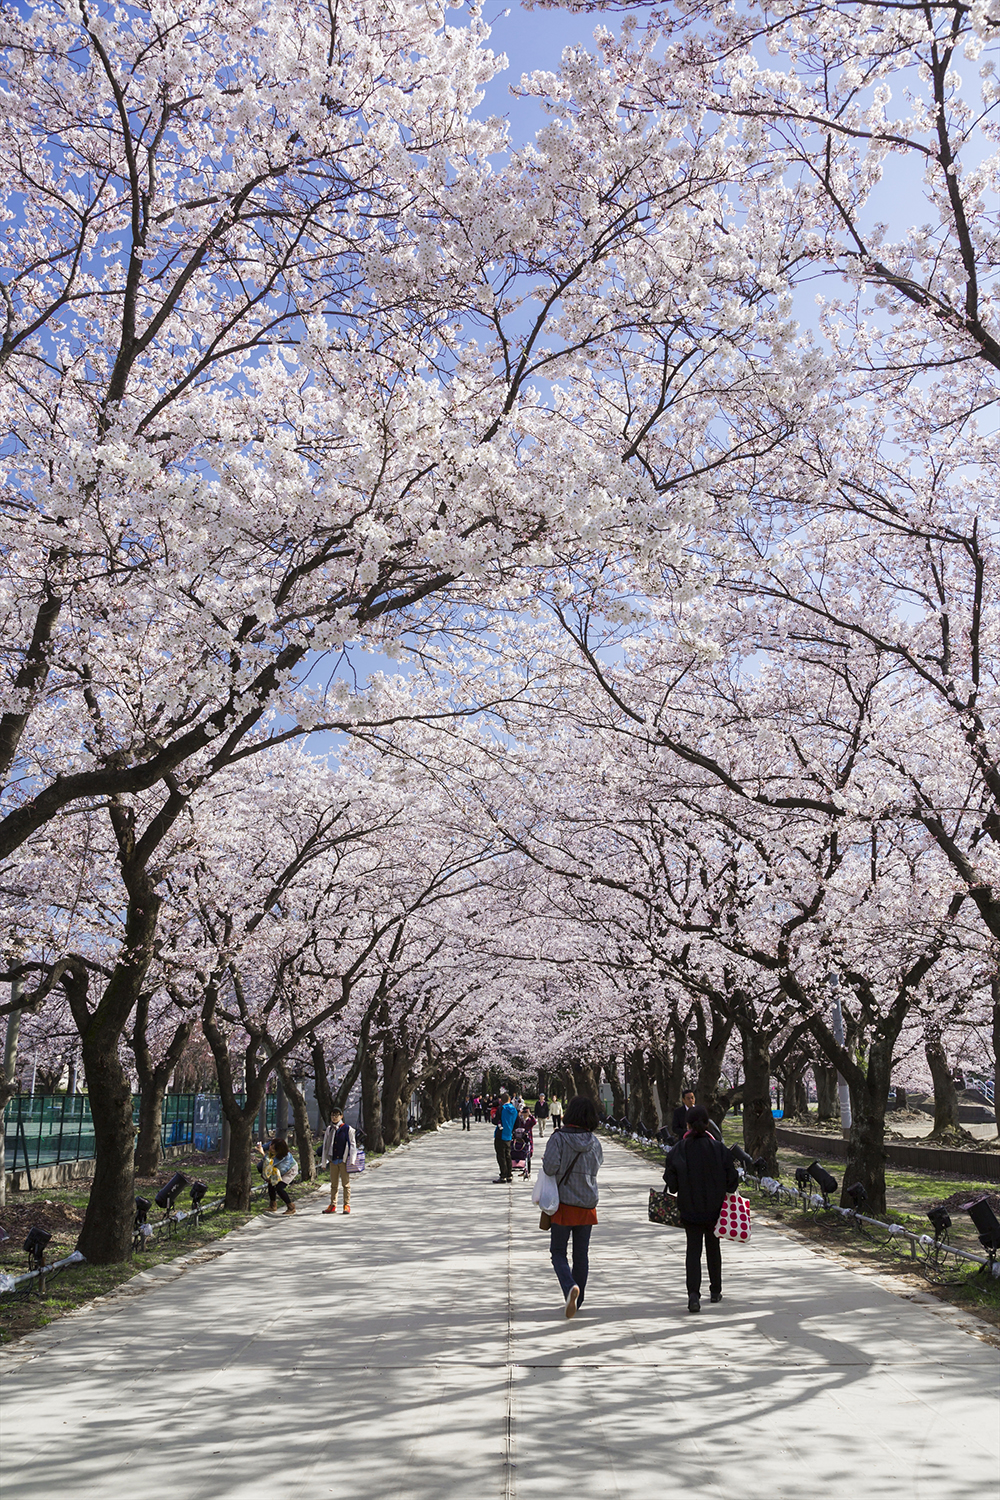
[663,1106,739,1312]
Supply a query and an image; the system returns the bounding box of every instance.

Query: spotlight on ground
[189,1181,207,1209]
[845,1182,868,1210]
[154,1172,189,1211]
[134,1196,152,1226]
[807,1160,839,1196]
[967,1200,1000,1254]
[23,1226,51,1266]
[927,1205,951,1237]
[795,1166,812,1192]
[730,1145,754,1171]
[751,1156,770,1177]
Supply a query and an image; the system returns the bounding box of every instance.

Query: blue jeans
[550,1224,591,1300]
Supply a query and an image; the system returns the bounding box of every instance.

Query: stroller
[511,1114,535,1178]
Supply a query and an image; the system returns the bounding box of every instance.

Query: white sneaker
[565,1285,580,1320]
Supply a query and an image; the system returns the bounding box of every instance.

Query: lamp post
[828,973,853,1137]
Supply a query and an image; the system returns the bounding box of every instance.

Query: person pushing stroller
[511,1107,537,1178]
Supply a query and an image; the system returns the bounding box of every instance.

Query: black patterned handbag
[648,1188,682,1227]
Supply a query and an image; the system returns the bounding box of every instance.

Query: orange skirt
[551,1203,598,1227]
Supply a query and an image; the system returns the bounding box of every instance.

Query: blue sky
[475,2,616,143]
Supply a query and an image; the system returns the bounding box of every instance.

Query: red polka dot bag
[714,1192,752,1242]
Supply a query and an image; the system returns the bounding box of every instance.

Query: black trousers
[496,1139,512,1180]
[684,1224,722,1296]
[462,1113,471,1130]
[267,1181,293,1208]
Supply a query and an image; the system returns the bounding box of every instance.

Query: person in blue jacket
[493,1091,518,1182]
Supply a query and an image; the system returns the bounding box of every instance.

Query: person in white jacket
[320,1108,358,1215]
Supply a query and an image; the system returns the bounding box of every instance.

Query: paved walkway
[2,1130,997,1500]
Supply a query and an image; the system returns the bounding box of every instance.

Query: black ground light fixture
[189,1181,207,1210]
[967,1200,1000,1262]
[23,1226,52,1295]
[154,1172,189,1211]
[132,1196,154,1252]
[730,1145,754,1171]
[927,1205,951,1238]
[845,1182,868,1210]
[751,1156,769,1177]
[794,1166,812,1192]
[24,1226,51,1263]
[807,1161,839,1197]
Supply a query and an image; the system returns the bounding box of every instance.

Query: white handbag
[531,1168,560,1216]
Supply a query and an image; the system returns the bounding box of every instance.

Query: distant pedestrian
[321,1108,358,1215]
[549,1096,563,1130]
[474,1095,483,1123]
[257,1138,298,1215]
[535,1094,549,1136]
[493,1091,517,1182]
[663,1105,738,1312]
[671,1090,721,1143]
[461,1095,472,1131]
[541,1095,603,1319]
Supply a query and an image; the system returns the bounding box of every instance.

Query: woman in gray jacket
[540,1095,603,1319]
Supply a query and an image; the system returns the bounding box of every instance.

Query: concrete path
[1,1130,997,1500]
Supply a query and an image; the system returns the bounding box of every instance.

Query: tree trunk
[815,1063,838,1121]
[712,1082,743,1124]
[841,1040,893,1215]
[134,1082,166,1178]
[73,789,185,1262]
[650,1045,672,1119]
[602,1057,626,1116]
[667,1017,688,1106]
[76,1008,137,1264]
[925,1029,961,1138]
[131,994,196,1177]
[381,1039,410,1149]
[225,1108,257,1210]
[627,1049,658,1132]
[419,1068,452,1128]
[361,1043,383,1152]
[200,995,266,1209]
[0,977,24,1209]
[781,1066,808,1121]
[740,1025,777,1171]
[274,1057,315,1181]
[993,978,1000,1139]
[276,1080,288,1139]
[310,1035,335,1127]
[570,1060,602,1107]
[695,1033,734,1120]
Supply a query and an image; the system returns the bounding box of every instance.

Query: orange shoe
[343,1204,351,1214]
[322,1204,338,1215]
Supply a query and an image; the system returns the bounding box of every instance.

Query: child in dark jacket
[663,1106,738,1312]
